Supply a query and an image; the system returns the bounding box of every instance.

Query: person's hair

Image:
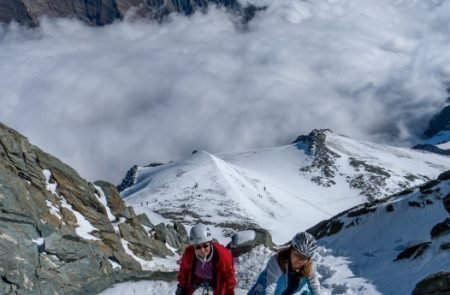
[276,246,314,278]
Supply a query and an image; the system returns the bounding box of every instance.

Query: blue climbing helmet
[291,232,318,257]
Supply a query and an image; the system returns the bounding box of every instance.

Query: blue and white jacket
[247,252,321,295]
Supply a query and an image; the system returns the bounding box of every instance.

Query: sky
[1,0,450,183]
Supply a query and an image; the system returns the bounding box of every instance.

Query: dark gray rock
[117,165,138,193]
[118,222,173,258]
[0,0,34,26]
[16,0,120,26]
[394,242,431,261]
[412,271,450,295]
[95,180,126,219]
[444,193,450,214]
[0,0,265,26]
[440,242,450,251]
[154,222,189,250]
[294,129,341,187]
[438,171,450,181]
[431,218,450,238]
[226,228,273,257]
[136,213,154,228]
[425,105,450,138]
[413,144,450,156]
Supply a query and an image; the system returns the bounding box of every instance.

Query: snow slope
[313,175,450,294]
[121,130,450,243]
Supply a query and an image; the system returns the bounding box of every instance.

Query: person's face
[194,242,211,258]
[290,248,310,271]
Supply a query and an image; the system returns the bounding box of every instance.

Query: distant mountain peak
[291,128,334,149]
[122,129,450,242]
[292,129,341,187]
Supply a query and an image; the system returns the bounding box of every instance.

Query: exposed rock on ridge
[0,0,264,26]
[412,271,450,295]
[0,122,185,294]
[293,129,341,187]
[425,105,450,138]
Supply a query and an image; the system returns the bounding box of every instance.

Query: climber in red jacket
[176,224,236,295]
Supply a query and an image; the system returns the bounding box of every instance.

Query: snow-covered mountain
[120,129,450,243]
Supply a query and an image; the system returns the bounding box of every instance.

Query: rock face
[0,0,260,26]
[425,105,450,138]
[293,129,341,188]
[0,122,184,294]
[412,272,450,295]
[1,0,120,26]
[413,104,450,155]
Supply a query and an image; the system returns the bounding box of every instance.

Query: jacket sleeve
[306,263,322,295]
[247,255,281,295]
[177,247,193,288]
[222,247,237,294]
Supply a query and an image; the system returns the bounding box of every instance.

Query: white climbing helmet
[189,224,212,245]
[291,232,318,257]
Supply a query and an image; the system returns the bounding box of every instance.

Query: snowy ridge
[121,130,450,243]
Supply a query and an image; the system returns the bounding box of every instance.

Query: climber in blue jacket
[248,232,321,295]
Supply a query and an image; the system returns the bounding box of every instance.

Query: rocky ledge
[0,122,187,294]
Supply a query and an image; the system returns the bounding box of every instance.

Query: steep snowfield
[317,178,450,294]
[122,131,450,243]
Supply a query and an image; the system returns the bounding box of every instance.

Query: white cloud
[0,0,449,183]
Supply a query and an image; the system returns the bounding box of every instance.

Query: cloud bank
[1,0,450,183]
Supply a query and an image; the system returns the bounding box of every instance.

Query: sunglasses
[194,243,211,250]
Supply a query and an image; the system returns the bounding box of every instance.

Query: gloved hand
[175,285,186,295]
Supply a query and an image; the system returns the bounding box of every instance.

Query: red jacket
[178,242,236,295]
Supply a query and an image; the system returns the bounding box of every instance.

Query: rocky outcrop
[117,165,138,193]
[293,129,341,187]
[424,105,450,138]
[117,162,163,193]
[412,144,450,156]
[1,0,121,26]
[430,218,450,238]
[0,0,265,27]
[226,228,274,257]
[394,242,431,261]
[412,271,450,295]
[154,222,189,251]
[413,104,450,155]
[0,122,182,294]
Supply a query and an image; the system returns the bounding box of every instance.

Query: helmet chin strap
[195,244,214,264]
